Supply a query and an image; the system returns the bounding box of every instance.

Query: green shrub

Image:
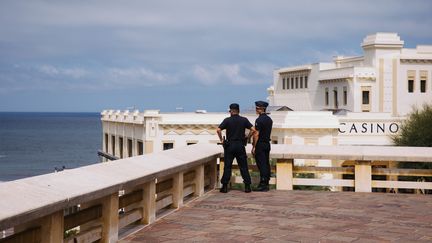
[392,103,432,194]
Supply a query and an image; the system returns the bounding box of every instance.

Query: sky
[0,0,431,112]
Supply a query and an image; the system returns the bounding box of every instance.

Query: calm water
[0,112,101,181]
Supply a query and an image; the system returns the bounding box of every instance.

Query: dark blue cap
[255,101,269,108]
[229,103,240,110]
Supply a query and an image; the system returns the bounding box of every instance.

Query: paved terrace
[121,190,432,243]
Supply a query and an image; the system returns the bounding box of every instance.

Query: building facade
[101,33,431,184]
[268,33,432,116]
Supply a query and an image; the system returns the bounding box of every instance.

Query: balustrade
[1,144,431,242]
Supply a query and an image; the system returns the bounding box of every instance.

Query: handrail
[1,143,431,243]
[0,144,221,233]
[266,144,432,162]
[97,150,119,161]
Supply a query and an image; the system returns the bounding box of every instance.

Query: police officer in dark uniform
[252,101,273,191]
[217,103,256,193]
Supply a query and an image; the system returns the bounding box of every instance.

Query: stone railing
[0,144,220,243]
[229,144,432,192]
[1,144,432,242]
[319,66,376,81]
[101,109,145,124]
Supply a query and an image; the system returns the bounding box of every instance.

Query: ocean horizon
[0,112,102,181]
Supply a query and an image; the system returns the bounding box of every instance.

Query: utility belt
[224,138,247,147]
[257,140,270,143]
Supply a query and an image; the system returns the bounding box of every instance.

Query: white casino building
[268,32,431,116]
[101,33,431,172]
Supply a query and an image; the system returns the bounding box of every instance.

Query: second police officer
[217,103,256,193]
[252,101,273,191]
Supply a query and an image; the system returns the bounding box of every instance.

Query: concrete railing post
[276,159,294,190]
[101,193,119,243]
[172,171,184,208]
[13,210,64,243]
[218,158,224,188]
[141,180,156,224]
[355,160,372,192]
[209,159,218,190]
[388,161,398,193]
[41,210,64,243]
[194,164,205,197]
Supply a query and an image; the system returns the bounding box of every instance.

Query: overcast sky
[0,0,431,112]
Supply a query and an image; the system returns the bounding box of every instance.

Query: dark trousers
[221,141,251,185]
[255,142,271,183]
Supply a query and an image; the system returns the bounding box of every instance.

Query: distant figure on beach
[54,166,66,172]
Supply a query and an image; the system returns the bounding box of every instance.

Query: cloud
[107,67,176,86]
[193,63,275,86]
[1,0,431,62]
[0,0,431,110]
[38,65,88,79]
[0,64,177,93]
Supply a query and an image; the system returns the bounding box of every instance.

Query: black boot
[254,178,266,191]
[255,180,269,192]
[220,183,228,193]
[245,184,252,193]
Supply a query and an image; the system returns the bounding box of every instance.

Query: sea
[0,112,101,182]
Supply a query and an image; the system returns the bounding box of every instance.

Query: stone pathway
[120,190,432,242]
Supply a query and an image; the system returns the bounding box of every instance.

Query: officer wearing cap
[252,101,273,191]
[217,103,256,193]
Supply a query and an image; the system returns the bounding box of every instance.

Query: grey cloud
[0,64,178,93]
[37,65,88,79]
[107,67,178,87]
[0,0,431,93]
[193,63,275,86]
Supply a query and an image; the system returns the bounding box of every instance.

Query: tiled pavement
[120,190,432,242]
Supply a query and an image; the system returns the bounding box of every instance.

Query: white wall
[397,64,432,116]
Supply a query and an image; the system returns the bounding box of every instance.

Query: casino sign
[338,122,400,134]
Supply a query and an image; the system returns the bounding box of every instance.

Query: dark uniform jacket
[219,114,253,142]
[255,113,273,143]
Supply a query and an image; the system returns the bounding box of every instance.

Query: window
[119,137,123,158]
[287,78,290,89]
[127,139,133,157]
[408,80,414,93]
[137,141,143,155]
[407,70,415,93]
[295,77,299,89]
[111,135,115,156]
[420,70,428,93]
[163,142,174,150]
[325,88,329,106]
[291,78,294,90]
[187,142,197,145]
[333,88,338,109]
[421,80,426,93]
[104,133,109,152]
[343,87,347,105]
[362,91,370,105]
[282,78,286,89]
[305,76,308,89]
[361,87,371,112]
[300,77,303,88]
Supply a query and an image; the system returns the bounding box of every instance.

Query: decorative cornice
[161,124,217,135]
[400,59,432,64]
[319,78,352,83]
